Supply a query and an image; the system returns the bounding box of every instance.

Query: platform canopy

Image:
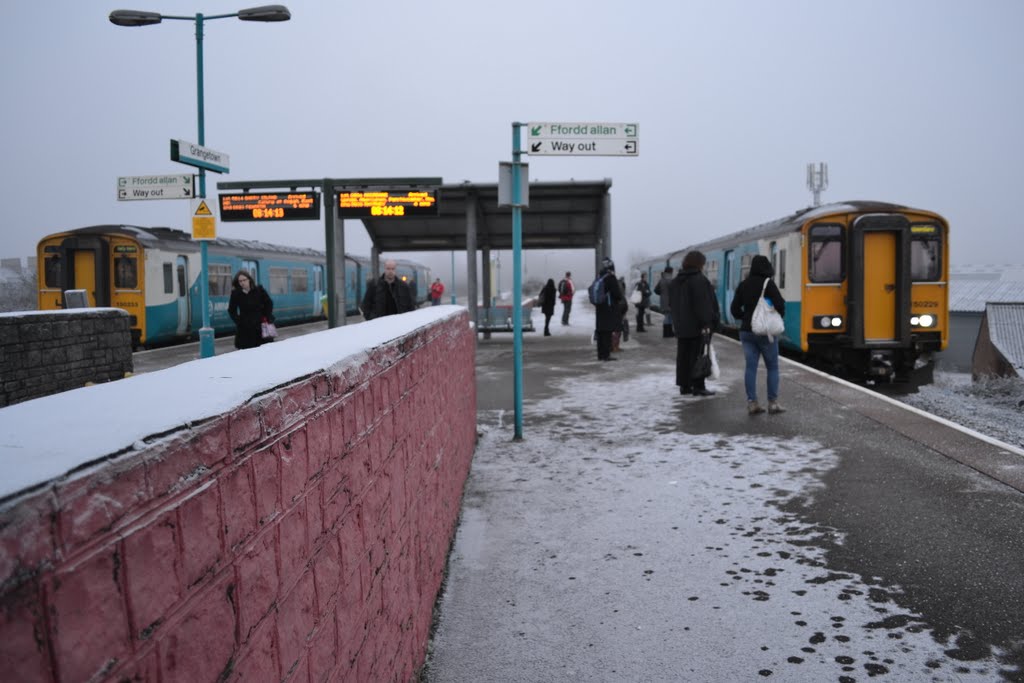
[359,179,612,253]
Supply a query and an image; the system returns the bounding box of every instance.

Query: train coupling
[869,352,895,378]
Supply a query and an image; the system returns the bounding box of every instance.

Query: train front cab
[801,210,948,381]
[37,231,149,348]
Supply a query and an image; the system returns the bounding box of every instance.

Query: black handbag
[691,333,712,380]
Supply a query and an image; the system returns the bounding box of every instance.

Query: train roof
[42,225,339,260]
[671,200,946,256]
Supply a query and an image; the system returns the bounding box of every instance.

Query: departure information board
[337,189,439,218]
[218,192,320,221]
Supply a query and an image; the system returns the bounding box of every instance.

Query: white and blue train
[631,201,950,382]
[37,225,431,348]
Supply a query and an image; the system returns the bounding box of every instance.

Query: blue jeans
[740,331,779,403]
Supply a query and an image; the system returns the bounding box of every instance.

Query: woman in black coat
[539,278,557,336]
[669,250,719,396]
[730,254,786,415]
[228,269,274,350]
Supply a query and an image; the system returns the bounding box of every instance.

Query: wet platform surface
[423,305,1024,682]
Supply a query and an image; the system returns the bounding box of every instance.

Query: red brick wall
[0,313,477,682]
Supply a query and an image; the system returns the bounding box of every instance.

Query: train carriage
[38,225,430,348]
[632,201,949,383]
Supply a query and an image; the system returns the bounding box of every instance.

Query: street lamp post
[110,5,291,358]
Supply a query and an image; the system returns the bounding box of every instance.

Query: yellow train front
[795,201,948,383]
[634,200,949,384]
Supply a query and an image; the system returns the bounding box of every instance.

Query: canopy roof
[359,179,612,253]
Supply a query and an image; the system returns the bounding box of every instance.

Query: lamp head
[238,5,291,21]
[109,9,162,26]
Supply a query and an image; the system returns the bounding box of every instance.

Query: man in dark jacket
[669,251,719,396]
[361,259,415,320]
[593,257,624,361]
[633,272,652,332]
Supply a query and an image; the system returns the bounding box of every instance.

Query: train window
[910,224,942,281]
[114,255,138,289]
[177,266,187,296]
[706,260,719,288]
[740,254,753,282]
[269,267,289,294]
[809,224,844,283]
[291,268,308,293]
[208,264,232,296]
[163,263,174,294]
[44,255,63,288]
[778,250,787,288]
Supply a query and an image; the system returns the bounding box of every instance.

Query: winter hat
[601,257,615,272]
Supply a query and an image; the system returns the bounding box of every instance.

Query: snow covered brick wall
[0,309,133,408]
[0,308,477,682]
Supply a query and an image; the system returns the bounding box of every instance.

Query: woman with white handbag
[730,255,787,415]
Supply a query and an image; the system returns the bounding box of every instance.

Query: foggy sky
[2,0,1021,277]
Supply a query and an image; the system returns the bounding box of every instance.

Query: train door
[723,250,737,324]
[313,264,324,317]
[48,235,110,307]
[242,259,259,286]
[849,214,911,346]
[74,251,98,306]
[175,256,191,336]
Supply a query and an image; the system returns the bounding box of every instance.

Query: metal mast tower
[807,162,829,207]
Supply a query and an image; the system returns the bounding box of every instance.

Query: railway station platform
[423,300,1024,682]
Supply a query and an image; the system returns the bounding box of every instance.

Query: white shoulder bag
[750,278,785,340]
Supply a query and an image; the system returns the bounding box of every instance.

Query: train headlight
[814,315,844,329]
[911,314,936,328]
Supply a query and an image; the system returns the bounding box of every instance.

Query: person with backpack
[557,271,574,325]
[591,258,624,361]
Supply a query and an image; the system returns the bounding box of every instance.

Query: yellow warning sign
[191,198,216,240]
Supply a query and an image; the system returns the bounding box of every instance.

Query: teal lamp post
[109,5,291,358]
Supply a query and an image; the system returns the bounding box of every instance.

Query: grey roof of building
[950,280,1024,313]
[985,303,1024,371]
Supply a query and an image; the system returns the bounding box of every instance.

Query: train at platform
[631,201,949,383]
[36,225,431,348]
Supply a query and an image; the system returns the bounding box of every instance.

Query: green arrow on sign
[531,125,542,136]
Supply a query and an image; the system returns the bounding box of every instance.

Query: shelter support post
[466,193,479,330]
[481,246,491,340]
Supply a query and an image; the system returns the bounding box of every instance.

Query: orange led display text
[219,192,321,221]
[337,190,439,218]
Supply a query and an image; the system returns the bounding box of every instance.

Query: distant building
[972,302,1024,380]
[941,266,1024,372]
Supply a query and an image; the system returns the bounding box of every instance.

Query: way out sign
[191,199,217,240]
[527,122,639,156]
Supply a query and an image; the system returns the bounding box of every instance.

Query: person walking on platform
[593,258,624,361]
[731,254,787,415]
[669,251,719,396]
[430,278,445,306]
[361,259,415,320]
[655,266,675,337]
[557,271,575,325]
[633,272,651,332]
[228,269,274,350]
[538,278,557,336]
